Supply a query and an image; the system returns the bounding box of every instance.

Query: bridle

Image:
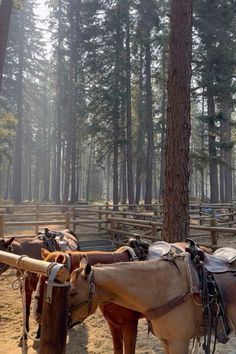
[68,268,96,328]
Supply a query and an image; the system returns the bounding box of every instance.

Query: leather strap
[144,290,190,320]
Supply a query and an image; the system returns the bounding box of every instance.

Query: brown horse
[36,242,209,354]
[68,254,236,354]
[35,246,140,354]
[0,229,78,340]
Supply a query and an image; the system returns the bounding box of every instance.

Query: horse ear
[6,237,14,247]
[80,255,91,279]
[81,263,92,279]
[55,254,66,264]
[80,255,88,268]
[41,248,50,259]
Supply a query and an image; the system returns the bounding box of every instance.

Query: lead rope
[12,268,40,352]
[21,270,28,353]
[20,272,41,343]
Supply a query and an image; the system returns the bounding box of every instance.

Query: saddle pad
[213,247,236,264]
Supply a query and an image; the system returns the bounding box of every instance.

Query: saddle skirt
[202,248,236,273]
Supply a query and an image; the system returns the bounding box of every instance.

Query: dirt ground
[1,227,236,353]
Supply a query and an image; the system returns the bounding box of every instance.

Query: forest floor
[1,225,236,353]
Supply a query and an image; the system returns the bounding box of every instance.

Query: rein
[69,269,96,327]
[144,290,190,320]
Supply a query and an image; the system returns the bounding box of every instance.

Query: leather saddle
[37,228,68,252]
[128,238,185,261]
[148,241,185,259]
[186,239,236,345]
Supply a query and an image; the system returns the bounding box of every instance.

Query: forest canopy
[0,0,236,206]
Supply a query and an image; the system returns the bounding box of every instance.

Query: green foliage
[0,111,16,161]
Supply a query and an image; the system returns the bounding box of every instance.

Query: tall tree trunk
[112,1,122,211]
[159,44,167,201]
[12,9,25,203]
[55,0,63,204]
[200,89,205,201]
[121,143,127,204]
[135,46,145,205]
[86,141,93,201]
[125,0,134,206]
[222,102,232,202]
[144,26,154,206]
[207,88,219,203]
[0,0,12,91]
[162,0,193,242]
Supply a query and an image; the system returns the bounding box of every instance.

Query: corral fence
[0,202,236,246]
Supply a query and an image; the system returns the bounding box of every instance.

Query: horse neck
[11,239,42,259]
[94,257,188,313]
[70,250,130,271]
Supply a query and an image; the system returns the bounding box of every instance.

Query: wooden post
[72,207,76,232]
[210,215,218,245]
[35,203,39,234]
[0,214,4,237]
[65,212,70,229]
[199,203,203,225]
[151,222,157,239]
[229,204,234,227]
[98,207,102,231]
[40,281,70,354]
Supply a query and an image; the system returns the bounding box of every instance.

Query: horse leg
[159,338,191,354]
[107,322,124,354]
[25,286,33,335]
[190,338,200,354]
[36,324,41,339]
[168,339,190,354]
[122,321,138,354]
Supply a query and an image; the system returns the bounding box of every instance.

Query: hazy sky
[34,0,49,21]
[34,0,51,56]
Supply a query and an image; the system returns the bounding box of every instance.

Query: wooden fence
[0,202,236,246]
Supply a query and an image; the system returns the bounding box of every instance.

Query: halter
[68,268,96,328]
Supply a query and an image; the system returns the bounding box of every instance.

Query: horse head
[33,248,72,325]
[41,248,72,270]
[69,256,98,328]
[0,237,15,274]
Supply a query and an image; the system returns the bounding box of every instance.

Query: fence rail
[0,202,236,246]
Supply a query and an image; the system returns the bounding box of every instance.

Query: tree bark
[162,0,193,242]
[207,88,219,203]
[135,46,145,205]
[0,0,12,92]
[12,8,25,203]
[144,26,154,206]
[125,0,134,206]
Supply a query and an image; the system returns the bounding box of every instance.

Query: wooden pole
[72,207,76,232]
[40,281,70,354]
[210,216,218,245]
[65,212,70,229]
[98,207,102,231]
[35,203,39,234]
[0,214,5,237]
[199,203,203,225]
[0,251,69,282]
